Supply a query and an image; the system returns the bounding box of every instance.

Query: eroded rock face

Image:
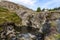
[0,1,46,29]
[56,19,60,33]
[0,1,60,40]
[0,22,44,40]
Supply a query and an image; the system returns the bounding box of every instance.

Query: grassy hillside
[0,7,22,25]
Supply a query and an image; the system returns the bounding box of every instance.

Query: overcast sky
[7,0,60,10]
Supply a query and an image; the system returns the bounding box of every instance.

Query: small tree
[36,7,41,12]
[42,8,45,11]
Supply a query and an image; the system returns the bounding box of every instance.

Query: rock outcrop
[0,1,60,40]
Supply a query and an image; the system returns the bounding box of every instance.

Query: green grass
[56,34,60,40]
[0,7,22,25]
[0,7,8,12]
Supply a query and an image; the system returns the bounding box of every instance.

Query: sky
[7,0,60,10]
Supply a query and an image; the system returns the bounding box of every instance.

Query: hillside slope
[0,7,22,25]
[0,1,60,40]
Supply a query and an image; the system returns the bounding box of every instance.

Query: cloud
[8,0,37,5]
[20,0,36,5]
[42,0,60,8]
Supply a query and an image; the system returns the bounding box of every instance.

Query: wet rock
[35,33,44,40]
[56,19,60,33]
[42,21,51,36]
